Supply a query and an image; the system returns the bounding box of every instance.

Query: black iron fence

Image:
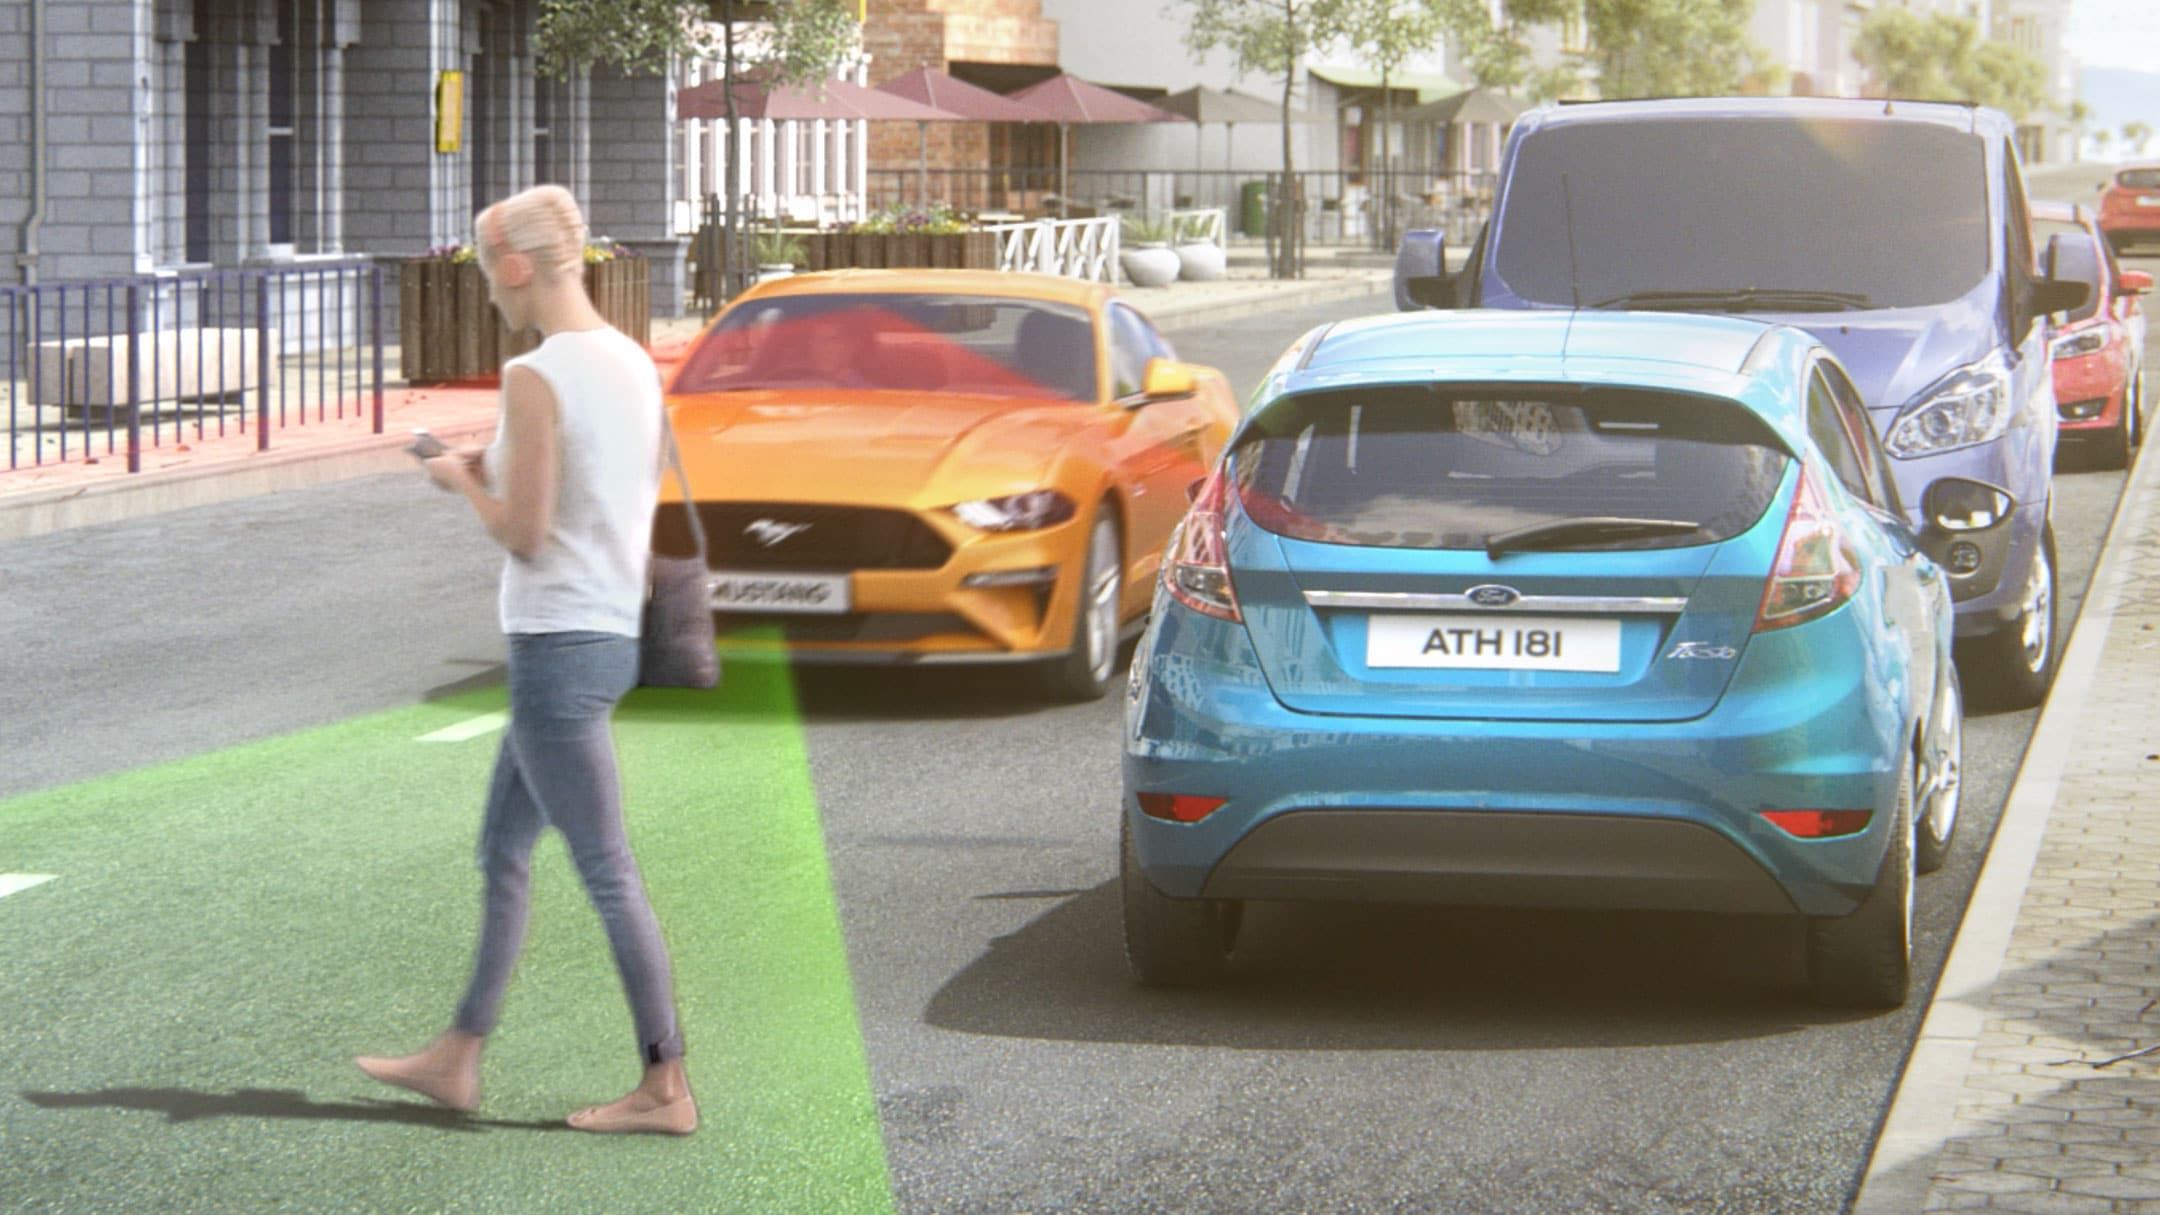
[4,261,384,474]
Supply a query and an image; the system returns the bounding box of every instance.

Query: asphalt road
[0,277,2145,1213]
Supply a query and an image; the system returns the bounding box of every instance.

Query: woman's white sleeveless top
[483,327,663,637]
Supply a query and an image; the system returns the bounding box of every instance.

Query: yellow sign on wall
[435,70,465,154]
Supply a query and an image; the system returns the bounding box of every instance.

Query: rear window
[673,292,1098,401]
[1231,386,1791,552]
[1493,117,1990,310]
[2117,168,2160,190]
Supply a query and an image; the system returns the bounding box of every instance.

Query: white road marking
[418,711,508,743]
[0,874,57,899]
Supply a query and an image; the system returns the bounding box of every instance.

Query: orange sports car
[656,269,1241,700]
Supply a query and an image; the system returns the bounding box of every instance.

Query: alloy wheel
[1926,677,1963,846]
[2018,544,2054,675]
[1083,517,1122,688]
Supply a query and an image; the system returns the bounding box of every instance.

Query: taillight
[1138,793,1229,823]
[1163,465,1242,622]
[1754,467,1861,632]
[1761,809,1873,838]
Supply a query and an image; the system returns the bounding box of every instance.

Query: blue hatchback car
[1121,310,1991,1008]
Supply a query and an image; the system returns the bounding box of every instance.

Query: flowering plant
[844,203,971,235]
[415,241,639,264]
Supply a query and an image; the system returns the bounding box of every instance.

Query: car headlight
[1884,357,2016,459]
[2050,326,2109,360]
[950,490,1078,532]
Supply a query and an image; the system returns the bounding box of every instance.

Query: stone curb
[1851,431,2160,1213]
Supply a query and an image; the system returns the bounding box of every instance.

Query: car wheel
[1120,813,1239,986]
[1963,524,2057,711]
[1806,762,1914,1009]
[1035,510,1124,702]
[1915,668,1963,875]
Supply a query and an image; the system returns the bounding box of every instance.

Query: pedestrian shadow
[17,1086,564,1132]
[921,880,1844,1052]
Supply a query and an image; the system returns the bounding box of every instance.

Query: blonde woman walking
[356,185,695,1136]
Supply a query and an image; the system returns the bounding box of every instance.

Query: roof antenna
[1562,170,1583,312]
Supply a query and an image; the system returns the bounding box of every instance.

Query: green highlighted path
[0,662,893,1214]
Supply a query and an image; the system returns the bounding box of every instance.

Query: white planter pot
[1174,241,1226,282]
[754,264,795,284]
[1119,245,1180,288]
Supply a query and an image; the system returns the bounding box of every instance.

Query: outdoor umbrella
[675,74,958,123]
[1155,85,1313,173]
[1006,74,1188,217]
[1398,86,1528,176]
[875,67,1055,206]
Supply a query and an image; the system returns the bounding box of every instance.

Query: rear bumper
[1123,597,1914,919]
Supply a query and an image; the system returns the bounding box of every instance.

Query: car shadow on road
[17,1086,565,1132]
[923,881,1873,1051]
[613,646,1142,726]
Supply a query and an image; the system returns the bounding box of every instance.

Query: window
[2004,142,2037,339]
[266,0,297,247]
[1822,362,1899,515]
[1492,118,1990,310]
[1108,304,1171,400]
[1230,386,1790,552]
[1808,370,1874,507]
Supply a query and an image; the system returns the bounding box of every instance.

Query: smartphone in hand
[406,429,448,461]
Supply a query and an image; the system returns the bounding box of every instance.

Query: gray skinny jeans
[453,630,685,1064]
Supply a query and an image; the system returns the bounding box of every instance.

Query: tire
[1035,511,1125,702]
[1120,813,1239,986]
[1915,667,1963,875]
[1807,763,1914,1009]
[1962,524,2058,712]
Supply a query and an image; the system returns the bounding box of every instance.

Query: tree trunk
[1379,68,1392,254]
[722,2,742,303]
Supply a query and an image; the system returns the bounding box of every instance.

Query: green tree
[534,0,861,304]
[1499,0,1760,99]
[2093,129,2113,158]
[1851,7,2051,120]
[2124,121,2153,157]
[1181,0,1348,276]
[2064,98,2091,158]
[1332,0,1448,249]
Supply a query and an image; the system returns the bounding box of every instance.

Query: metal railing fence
[4,261,384,474]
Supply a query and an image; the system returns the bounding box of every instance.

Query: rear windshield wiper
[1588,287,1874,313]
[1485,516,1702,557]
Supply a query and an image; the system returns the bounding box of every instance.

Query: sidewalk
[1855,434,2160,1213]
[0,260,1391,541]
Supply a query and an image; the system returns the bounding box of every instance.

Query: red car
[2097,163,2160,254]
[2034,200,2151,468]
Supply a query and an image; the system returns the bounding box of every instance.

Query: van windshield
[1492,117,1990,311]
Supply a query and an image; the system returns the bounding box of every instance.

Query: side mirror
[2036,233,2095,318]
[1922,477,2015,533]
[1140,357,1198,401]
[2120,269,2154,296]
[1393,229,1450,311]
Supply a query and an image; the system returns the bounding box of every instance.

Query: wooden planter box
[399,256,651,385]
[795,231,998,273]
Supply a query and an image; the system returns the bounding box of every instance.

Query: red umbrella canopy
[1005,74,1188,125]
[876,67,1053,124]
[676,75,959,123]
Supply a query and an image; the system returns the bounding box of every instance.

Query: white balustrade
[981,216,1123,283]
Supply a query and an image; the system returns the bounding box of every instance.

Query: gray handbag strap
[659,403,708,562]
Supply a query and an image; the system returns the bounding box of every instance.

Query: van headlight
[1884,357,2016,459]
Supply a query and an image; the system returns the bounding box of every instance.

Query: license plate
[709,570,851,614]
[2139,196,2160,207]
[1366,614,1622,672]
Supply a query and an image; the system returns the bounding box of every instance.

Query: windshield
[1230,386,1791,552]
[1492,117,1991,310]
[2118,168,2160,190]
[673,293,1099,401]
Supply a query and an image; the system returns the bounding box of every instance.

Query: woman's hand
[423,453,473,493]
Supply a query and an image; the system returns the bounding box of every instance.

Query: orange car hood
[666,390,1098,505]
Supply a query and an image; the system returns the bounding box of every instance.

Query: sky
[2064,0,2160,73]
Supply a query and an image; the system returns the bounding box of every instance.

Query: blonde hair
[476,184,587,281]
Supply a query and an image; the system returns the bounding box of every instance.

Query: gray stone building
[1,0,687,314]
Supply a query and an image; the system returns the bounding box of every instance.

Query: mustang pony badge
[744,519,812,548]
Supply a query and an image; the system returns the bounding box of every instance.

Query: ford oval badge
[1465,584,1522,607]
